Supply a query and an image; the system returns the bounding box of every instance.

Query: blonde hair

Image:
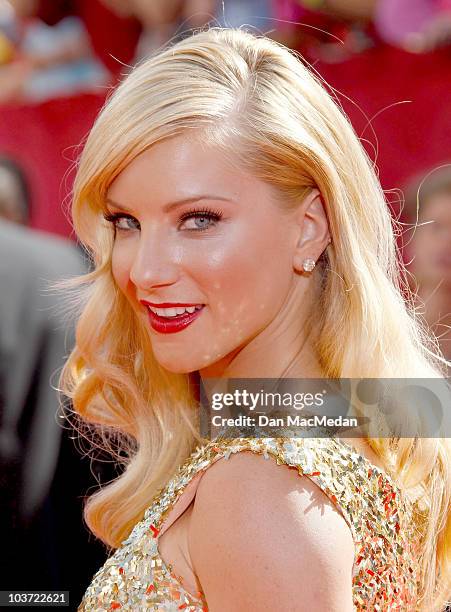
[60,28,451,611]
[404,164,451,222]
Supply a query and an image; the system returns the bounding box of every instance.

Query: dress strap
[143,435,402,549]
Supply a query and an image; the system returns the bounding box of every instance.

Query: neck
[198,274,325,382]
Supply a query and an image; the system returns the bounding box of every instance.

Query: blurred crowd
[0,0,451,103]
[0,0,450,603]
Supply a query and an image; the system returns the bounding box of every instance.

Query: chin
[153,349,226,376]
[150,333,238,375]
[151,350,201,374]
[155,359,194,374]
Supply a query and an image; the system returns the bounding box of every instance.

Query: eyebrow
[105,195,234,214]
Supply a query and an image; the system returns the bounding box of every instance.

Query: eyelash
[103,207,224,233]
[103,212,139,232]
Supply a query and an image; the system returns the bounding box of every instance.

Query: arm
[299,0,376,21]
[188,450,355,612]
[320,0,376,20]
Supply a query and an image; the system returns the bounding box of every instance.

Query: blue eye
[103,212,140,232]
[178,208,223,231]
[103,207,224,233]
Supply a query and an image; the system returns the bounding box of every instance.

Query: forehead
[107,133,277,207]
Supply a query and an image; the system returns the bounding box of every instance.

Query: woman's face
[409,191,451,289]
[106,133,322,376]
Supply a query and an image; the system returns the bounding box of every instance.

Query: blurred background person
[274,0,451,59]
[403,166,451,366]
[1,0,448,239]
[0,156,30,223]
[215,0,274,32]
[2,0,141,79]
[101,0,218,59]
[0,0,110,104]
[374,0,451,52]
[0,0,218,88]
[0,156,111,603]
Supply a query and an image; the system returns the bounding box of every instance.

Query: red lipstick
[144,302,202,307]
[140,300,205,334]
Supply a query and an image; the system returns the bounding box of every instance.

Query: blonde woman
[62,28,451,611]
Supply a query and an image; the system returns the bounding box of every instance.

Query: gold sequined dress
[78,436,420,611]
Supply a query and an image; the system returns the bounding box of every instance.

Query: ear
[292,188,331,273]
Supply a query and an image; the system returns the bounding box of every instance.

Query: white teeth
[161,307,178,317]
[148,305,203,318]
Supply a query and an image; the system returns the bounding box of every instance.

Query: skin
[105,132,372,609]
[323,0,376,21]
[107,131,385,461]
[407,192,451,361]
[107,133,331,380]
[189,450,355,611]
[409,192,451,290]
[0,167,28,225]
[9,0,39,18]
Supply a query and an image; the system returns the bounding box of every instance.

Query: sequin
[78,436,420,611]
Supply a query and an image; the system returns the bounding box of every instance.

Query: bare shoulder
[189,449,354,612]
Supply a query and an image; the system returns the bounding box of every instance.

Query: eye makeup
[103,207,224,232]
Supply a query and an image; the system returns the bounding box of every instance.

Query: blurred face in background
[409,190,451,289]
[8,0,39,18]
[0,165,28,225]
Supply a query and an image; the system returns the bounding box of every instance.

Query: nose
[129,227,180,291]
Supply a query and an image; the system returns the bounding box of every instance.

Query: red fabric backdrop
[0,93,105,236]
[316,44,451,192]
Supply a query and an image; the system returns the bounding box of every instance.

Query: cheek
[199,224,293,320]
[413,232,436,260]
[111,241,134,296]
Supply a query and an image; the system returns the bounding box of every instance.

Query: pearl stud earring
[302,258,316,272]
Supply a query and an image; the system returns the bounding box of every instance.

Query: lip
[141,302,205,334]
[142,301,204,308]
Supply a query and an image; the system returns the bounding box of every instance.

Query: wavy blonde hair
[60,27,451,611]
